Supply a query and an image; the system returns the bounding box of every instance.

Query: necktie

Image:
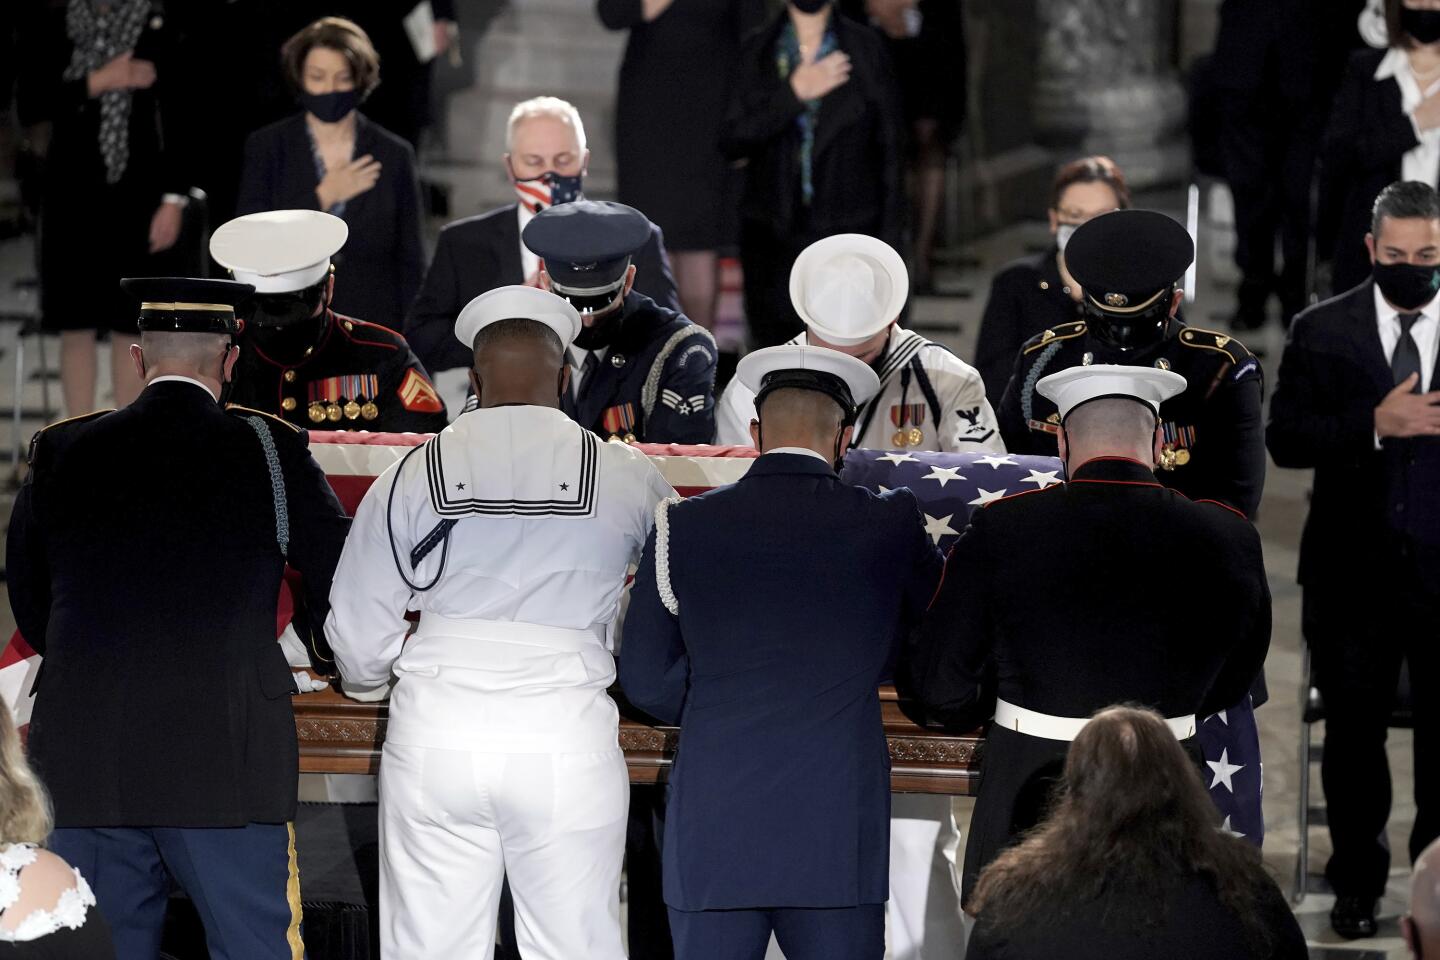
[571,350,598,400]
[1394,312,1424,392]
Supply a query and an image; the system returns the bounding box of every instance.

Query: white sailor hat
[209,210,349,293]
[1036,363,1187,422]
[455,285,583,352]
[737,344,881,423]
[790,234,908,346]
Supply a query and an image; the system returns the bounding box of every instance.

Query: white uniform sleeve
[324,458,419,686]
[713,378,758,447]
[930,349,1007,454]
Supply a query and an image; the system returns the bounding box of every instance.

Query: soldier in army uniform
[996,209,1265,518]
[211,210,449,433]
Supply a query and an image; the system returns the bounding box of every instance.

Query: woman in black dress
[721,0,904,348]
[237,16,424,330]
[598,0,770,332]
[973,155,1130,404]
[966,706,1306,960]
[33,0,190,415]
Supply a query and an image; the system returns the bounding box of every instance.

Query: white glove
[292,671,332,694]
[340,680,393,703]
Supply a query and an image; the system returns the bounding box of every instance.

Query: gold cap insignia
[1155,357,1171,370]
[1082,351,1094,365]
[1104,292,1129,307]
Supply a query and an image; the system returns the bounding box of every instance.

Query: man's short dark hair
[1372,181,1440,235]
[472,317,563,358]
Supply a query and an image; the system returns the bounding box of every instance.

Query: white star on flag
[968,488,1006,506]
[1206,749,1244,793]
[876,452,920,466]
[923,513,959,543]
[974,455,1019,470]
[1019,469,1060,488]
[1220,815,1245,839]
[1205,711,1229,726]
[922,466,965,488]
[878,485,891,494]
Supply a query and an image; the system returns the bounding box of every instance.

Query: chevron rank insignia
[660,390,707,416]
[397,369,444,413]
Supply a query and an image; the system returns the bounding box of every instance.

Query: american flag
[841,448,1265,844]
[0,438,1262,840]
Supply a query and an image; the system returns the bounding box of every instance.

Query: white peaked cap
[737,344,881,407]
[1036,363,1188,420]
[454,285,583,351]
[790,233,909,346]
[209,210,349,293]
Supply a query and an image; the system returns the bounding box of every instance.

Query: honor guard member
[6,278,351,960]
[721,234,981,954]
[211,210,449,433]
[910,365,1271,907]
[996,209,1266,517]
[520,199,718,444]
[325,285,674,959]
[716,234,1003,455]
[621,345,944,960]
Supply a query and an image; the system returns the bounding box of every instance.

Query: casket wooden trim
[294,683,983,796]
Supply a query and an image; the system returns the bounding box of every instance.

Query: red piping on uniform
[1195,498,1249,520]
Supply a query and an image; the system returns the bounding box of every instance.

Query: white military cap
[790,234,909,346]
[737,344,881,420]
[1037,363,1187,421]
[454,285,583,351]
[209,210,348,293]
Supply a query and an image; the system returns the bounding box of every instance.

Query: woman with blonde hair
[0,706,111,956]
[967,705,1305,960]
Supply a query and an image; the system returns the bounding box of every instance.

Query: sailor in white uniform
[325,285,674,960]
[715,234,1003,456]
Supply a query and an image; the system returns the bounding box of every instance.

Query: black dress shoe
[1331,896,1379,939]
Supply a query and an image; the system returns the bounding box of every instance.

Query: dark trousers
[627,783,674,959]
[1218,91,1321,324]
[667,903,884,960]
[739,220,814,349]
[1306,555,1440,898]
[51,823,302,960]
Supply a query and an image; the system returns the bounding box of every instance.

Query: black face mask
[791,0,829,12]
[572,301,626,350]
[300,89,360,124]
[1373,260,1440,310]
[1403,6,1440,44]
[1084,290,1173,353]
[244,284,327,329]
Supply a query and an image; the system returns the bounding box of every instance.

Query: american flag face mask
[513,171,584,214]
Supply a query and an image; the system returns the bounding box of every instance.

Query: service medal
[326,402,342,422]
[1158,444,1178,470]
[360,401,379,421]
[344,400,361,420]
[308,403,326,424]
[907,427,924,446]
[892,430,909,448]
[1174,448,1191,466]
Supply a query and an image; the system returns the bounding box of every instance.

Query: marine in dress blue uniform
[211,210,449,434]
[6,279,351,960]
[522,200,718,444]
[620,345,944,960]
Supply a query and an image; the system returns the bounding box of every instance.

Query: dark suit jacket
[975,250,1085,405]
[721,10,905,245]
[405,204,680,373]
[6,382,350,828]
[620,453,943,910]
[1267,279,1440,596]
[237,112,424,329]
[1319,48,1414,292]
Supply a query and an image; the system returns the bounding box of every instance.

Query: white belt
[994,699,1196,742]
[412,615,604,653]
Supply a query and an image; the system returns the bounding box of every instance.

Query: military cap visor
[1064,210,1194,315]
[522,199,652,291]
[121,277,255,334]
[1036,363,1188,422]
[738,344,881,420]
[455,285,583,352]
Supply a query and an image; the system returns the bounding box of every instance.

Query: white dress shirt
[1376,48,1440,187]
[148,375,218,402]
[1373,283,1439,391]
[326,405,675,751]
[517,203,540,282]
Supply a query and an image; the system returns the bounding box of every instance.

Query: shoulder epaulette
[27,409,113,465]
[225,404,303,434]
[1177,326,1252,363]
[335,315,402,351]
[1022,321,1087,355]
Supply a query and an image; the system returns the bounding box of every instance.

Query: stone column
[1031,0,1189,188]
[435,0,626,217]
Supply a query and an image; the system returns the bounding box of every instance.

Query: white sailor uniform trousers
[326,406,674,960]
